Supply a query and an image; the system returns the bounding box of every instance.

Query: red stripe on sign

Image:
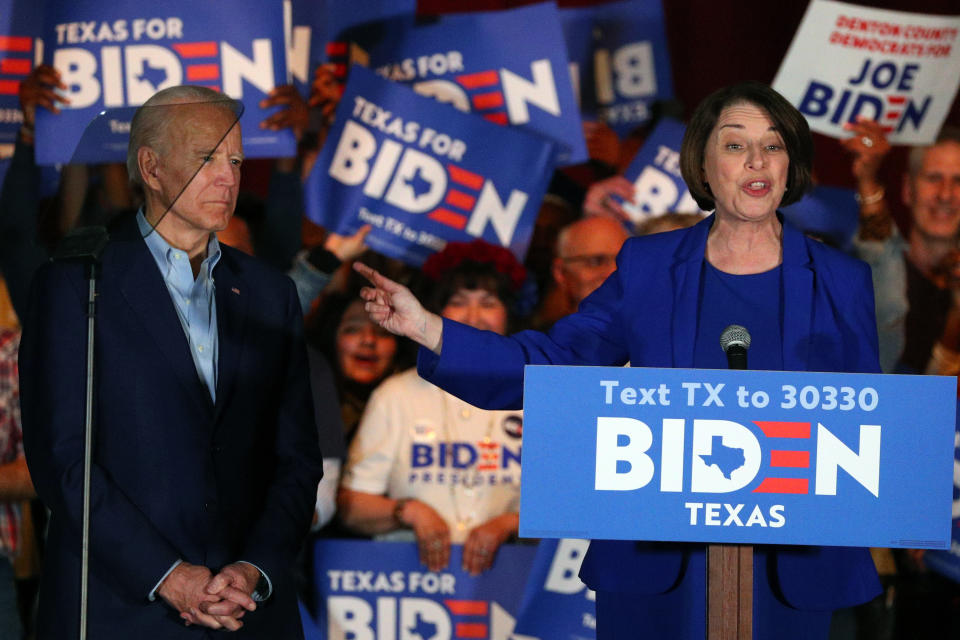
[752,478,809,494]
[881,126,894,133]
[332,64,347,78]
[887,96,906,104]
[457,70,499,89]
[885,111,901,120]
[445,600,488,616]
[770,450,810,468]
[326,41,348,57]
[471,91,504,110]
[476,465,497,471]
[447,165,484,190]
[186,65,220,81]
[0,37,32,52]
[483,112,509,125]
[173,42,218,58]
[753,421,810,438]
[0,58,33,76]
[428,208,468,230]
[0,58,31,75]
[203,85,221,93]
[445,189,476,211]
[0,80,20,95]
[456,623,489,638]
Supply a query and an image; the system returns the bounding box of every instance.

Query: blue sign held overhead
[621,117,703,223]
[287,0,416,97]
[36,0,293,165]
[559,0,674,137]
[521,365,956,548]
[305,64,555,267]
[352,2,586,166]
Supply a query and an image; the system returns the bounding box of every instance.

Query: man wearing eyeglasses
[552,217,629,316]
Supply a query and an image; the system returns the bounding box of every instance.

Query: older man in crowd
[845,120,960,374]
[18,86,322,638]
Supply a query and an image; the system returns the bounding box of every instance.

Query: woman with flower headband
[337,240,528,575]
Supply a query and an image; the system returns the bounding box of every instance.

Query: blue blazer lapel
[213,252,247,422]
[781,221,814,371]
[670,215,712,368]
[114,223,214,416]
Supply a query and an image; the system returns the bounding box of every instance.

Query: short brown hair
[680,82,813,211]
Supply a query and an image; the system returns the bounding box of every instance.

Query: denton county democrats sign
[521,366,956,548]
[308,540,536,640]
[305,65,554,267]
[36,0,293,165]
[353,2,587,166]
[773,0,960,145]
[560,0,674,137]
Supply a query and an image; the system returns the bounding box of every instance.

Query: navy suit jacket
[419,214,882,610]
[19,219,324,638]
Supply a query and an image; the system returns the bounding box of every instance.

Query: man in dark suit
[18,86,323,638]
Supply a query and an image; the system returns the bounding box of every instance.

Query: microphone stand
[53,227,109,640]
[708,326,753,640]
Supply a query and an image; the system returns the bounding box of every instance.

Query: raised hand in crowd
[353,262,444,353]
[309,63,343,126]
[324,224,372,263]
[582,174,635,222]
[583,120,621,169]
[18,64,70,144]
[259,84,310,142]
[462,513,520,576]
[842,116,894,240]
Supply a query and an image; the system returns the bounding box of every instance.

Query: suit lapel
[212,252,247,423]
[114,223,214,417]
[780,221,813,371]
[669,215,712,368]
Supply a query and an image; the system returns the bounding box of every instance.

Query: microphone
[720,324,751,370]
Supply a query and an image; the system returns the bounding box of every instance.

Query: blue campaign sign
[35,0,293,165]
[354,2,587,166]
[559,0,674,137]
[520,366,957,548]
[287,0,416,96]
[0,0,40,146]
[308,539,537,640]
[622,117,704,222]
[513,539,596,640]
[304,65,555,267]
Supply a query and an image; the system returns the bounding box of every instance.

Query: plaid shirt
[0,328,22,558]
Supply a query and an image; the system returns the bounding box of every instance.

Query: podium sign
[520,366,956,549]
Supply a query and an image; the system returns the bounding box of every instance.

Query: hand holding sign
[18,65,70,142]
[354,261,444,354]
[841,117,892,184]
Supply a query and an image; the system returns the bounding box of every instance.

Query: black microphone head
[720,324,751,353]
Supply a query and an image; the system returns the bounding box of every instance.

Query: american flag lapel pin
[231,287,240,295]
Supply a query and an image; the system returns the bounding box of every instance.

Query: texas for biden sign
[305,65,554,267]
[521,366,956,548]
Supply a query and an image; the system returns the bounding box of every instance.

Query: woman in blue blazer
[354,82,882,638]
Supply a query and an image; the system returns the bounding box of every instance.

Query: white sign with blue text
[521,366,956,548]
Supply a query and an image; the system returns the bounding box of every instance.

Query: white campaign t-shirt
[342,368,523,543]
